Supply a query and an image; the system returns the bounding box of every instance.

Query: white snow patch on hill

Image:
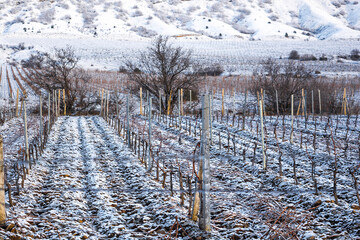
[0,0,359,41]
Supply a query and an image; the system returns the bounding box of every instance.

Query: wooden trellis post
[259,100,266,170]
[140,87,143,115]
[52,90,55,117]
[126,94,130,148]
[63,89,66,116]
[341,88,347,115]
[311,90,314,117]
[275,89,279,116]
[221,88,224,117]
[48,93,51,134]
[167,90,172,116]
[178,89,181,129]
[190,90,192,109]
[100,88,104,116]
[23,100,29,172]
[181,88,184,116]
[159,91,162,116]
[199,95,211,231]
[318,89,322,117]
[232,89,236,119]
[147,97,152,171]
[209,94,213,145]
[15,88,19,117]
[242,89,247,130]
[106,91,110,121]
[0,136,4,226]
[290,94,294,144]
[39,95,43,150]
[57,89,61,117]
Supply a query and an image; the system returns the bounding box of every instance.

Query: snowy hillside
[0,0,359,40]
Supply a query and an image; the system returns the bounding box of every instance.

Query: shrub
[319,54,328,61]
[289,50,300,60]
[350,49,360,61]
[198,64,224,76]
[251,58,314,113]
[300,54,317,61]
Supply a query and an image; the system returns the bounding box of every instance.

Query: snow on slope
[0,0,359,40]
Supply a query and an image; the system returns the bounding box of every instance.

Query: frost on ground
[1,113,360,239]
[2,116,201,239]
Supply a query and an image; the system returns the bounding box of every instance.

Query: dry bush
[251,58,314,114]
[252,194,312,239]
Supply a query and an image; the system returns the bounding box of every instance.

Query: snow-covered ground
[0,0,359,40]
[0,36,359,75]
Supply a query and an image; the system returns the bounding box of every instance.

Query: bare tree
[125,35,201,113]
[22,46,96,114]
[251,58,314,114]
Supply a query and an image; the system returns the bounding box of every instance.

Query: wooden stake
[290,95,294,144]
[63,89,66,116]
[52,90,55,117]
[15,89,19,117]
[275,89,279,116]
[233,89,236,118]
[342,88,347,115]
[106,91,110,121]
[39,95,43,150]
[140,87,143,115]
[302,88,305,116]
[58,89,61,116]
[100,88,104,116]
[199,95,211,231]
[221,88,224,116]
[318,89,322,117]
[159,90,162,116]
[190,90,192,115]
[48,93,50,134]
[181,88,184,116]
[259,100,266,170]
[0,136,5,226]
[167,90,172,116]
[23,100,29,173]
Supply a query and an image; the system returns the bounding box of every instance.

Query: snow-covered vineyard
[0,63,360,240]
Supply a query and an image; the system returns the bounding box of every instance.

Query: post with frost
[199,95,211,231]
[189,90,192,113]
[318,89,322,120]
[181,88,184,116]
[276,89,279,117]
[15,89,19,118]
[57,89,61,117]
[23,100,29,173]
[140,87,143,115]
[232,88,236,118]
[63,89,66,116]
[39,95,43,150]
[100,88,104,116]
[221,88,225,118]
[159,91,162,118]
[178,89,181,129]
[106,91,110,122]
[48,93,51,134]
[242,89,247,130]
[290,95,294,144]
[0,135,5,226]
[126,94,130,148]
[147,97,153,172]
[209,94,213,145]
[259,100,266,171]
